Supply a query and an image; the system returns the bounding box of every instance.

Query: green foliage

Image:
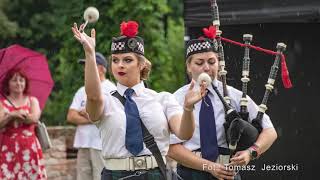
[1,0,185,125]
[0,0,18,39]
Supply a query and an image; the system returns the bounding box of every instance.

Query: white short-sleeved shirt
[170,80,274,151]
[69,79,116,150]
[95,82,183,158]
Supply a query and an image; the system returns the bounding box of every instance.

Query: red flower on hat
[120,21,139,37]
[202,25,217,39]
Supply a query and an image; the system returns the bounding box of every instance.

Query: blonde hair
[186,55,194,64]
[185,55,194,79]
[135,54,152,80]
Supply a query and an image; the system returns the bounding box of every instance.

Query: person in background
[67,52,116,180]
[0,68,47,179]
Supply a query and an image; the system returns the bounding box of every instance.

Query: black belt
[193,147,230,155]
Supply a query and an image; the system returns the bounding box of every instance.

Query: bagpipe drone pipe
[209,0,292,155]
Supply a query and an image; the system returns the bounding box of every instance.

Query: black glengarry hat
[186,25,218,58]
[111,21,144,56]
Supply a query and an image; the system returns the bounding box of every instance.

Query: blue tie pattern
[199,93,219,161]
[124,88,144,155]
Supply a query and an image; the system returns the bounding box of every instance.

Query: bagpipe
[209,0,292,156]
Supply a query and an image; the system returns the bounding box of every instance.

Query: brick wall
[44,126,77,180]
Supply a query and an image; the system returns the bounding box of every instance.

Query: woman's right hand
[71,23,96,54]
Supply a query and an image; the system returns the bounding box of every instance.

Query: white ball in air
[84,7,99,23]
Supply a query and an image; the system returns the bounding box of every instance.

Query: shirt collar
[117,81,145,97]
[207,78,219,95]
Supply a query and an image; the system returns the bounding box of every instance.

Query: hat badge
[128,38,138,50]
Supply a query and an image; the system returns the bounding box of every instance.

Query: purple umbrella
[0,44,54,110]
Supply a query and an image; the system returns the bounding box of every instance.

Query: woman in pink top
[0,68,47,180]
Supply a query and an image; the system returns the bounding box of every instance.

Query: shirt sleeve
[170,133,185,145]
[169,87,188,144]
[246,95,274,129]
[101,80,117,95]
[69,88,85,111]
[158,92,183,121]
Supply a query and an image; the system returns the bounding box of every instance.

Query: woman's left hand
[24,114,34,123]
[184,80,208,110]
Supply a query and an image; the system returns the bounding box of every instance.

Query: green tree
[0,0,18,40]
[1,0,186,125]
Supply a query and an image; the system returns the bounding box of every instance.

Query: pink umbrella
[0,44,54,110]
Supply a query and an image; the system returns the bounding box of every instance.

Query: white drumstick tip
[84,7,99,23]
[197,73,212,86]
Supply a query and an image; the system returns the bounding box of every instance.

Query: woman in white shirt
[71,20,206,179]
[168,26,278,180]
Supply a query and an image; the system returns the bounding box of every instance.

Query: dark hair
[1,68,29,96]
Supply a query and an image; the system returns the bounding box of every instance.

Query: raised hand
[184,80,208,110]
[71,22,96,54]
